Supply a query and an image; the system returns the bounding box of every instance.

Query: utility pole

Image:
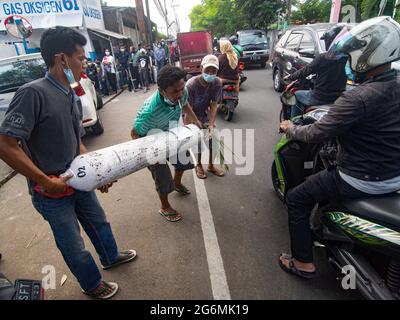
[171,1,180,33]
[164,0,169,38]
[135,0,148,45]
[329,0,342,23]
[145,0,153,45]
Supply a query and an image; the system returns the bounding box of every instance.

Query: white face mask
[105,52,110,56]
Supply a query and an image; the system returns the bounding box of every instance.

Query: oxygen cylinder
[61,124,202,192]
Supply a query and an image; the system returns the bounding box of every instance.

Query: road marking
[190,150,231,300]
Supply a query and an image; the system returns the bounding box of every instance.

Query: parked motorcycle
[271,108,400,300]
[219,82,239,121]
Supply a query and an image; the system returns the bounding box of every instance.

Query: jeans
[286,169,371,263]
[32,191,119,292]
[292,90,327,118]
[156,60,165,71]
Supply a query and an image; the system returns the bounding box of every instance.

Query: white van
[0,53,104,135]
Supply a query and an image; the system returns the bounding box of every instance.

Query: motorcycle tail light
[239,62,245,71]
[227,85,234,91]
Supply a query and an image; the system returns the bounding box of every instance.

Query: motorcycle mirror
[4,15,33,39]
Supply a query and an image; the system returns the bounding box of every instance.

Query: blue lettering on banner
[83,7,102,20]
[1,1,81,16]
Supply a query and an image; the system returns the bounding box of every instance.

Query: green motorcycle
[272,107,400,300]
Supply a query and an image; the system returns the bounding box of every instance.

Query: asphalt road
[0,68,361,300]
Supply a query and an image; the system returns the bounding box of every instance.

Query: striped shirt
[134,88,189,136]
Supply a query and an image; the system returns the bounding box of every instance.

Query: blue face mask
[63,66,79,89]
[203,73,216,83]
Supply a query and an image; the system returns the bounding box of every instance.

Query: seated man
[131,66,202,222]
[279,17,400,278]
[285,24,350,118]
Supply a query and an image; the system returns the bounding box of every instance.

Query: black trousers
[286,169,370,263]
[130,65,141,89]
[107,72,117,92]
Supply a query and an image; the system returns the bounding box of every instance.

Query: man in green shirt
[131,66,202,222]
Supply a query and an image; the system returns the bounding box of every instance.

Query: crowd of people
[82,40,180,96]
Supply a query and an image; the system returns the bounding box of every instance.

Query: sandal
[101,249,137,270]
[83,281,119,300]
[278,253,316,279]
[207,166,225,177]
[195,165,207,179]
[175,184,191,195]
[159,208,182,222]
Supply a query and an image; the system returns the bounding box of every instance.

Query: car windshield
[239,32,268,46]
[0,57,47,94]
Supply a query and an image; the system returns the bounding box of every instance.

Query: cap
[201,54,219,70]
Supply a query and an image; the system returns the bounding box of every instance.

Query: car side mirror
[299,48,315,58]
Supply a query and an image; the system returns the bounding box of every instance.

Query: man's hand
[98,181,117,193]
[42,176,69,194]
[280,120,294,134]
[208,123,216,138]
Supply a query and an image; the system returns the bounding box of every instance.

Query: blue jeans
[32,191,119,292]
[292,90,325,118]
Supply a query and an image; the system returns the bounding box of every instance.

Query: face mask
[105,52,110,56]
[63,62,79,89]
[158,45,161,49]
[164,97,178,106]
[203,73,216,83]
[121,49,125,52]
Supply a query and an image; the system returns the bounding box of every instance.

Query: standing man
[0,27,136,299]
[130,46,141,91]
[102,48,118,93]
[131,66,202,222]
[137,48,151,93]
[161,40,170,65]
[155,42,166,71]
[117,45,131,89]
[186,55,225,179]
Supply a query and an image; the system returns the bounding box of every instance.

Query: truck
[177,31,213,76]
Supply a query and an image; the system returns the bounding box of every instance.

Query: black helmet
[321,23,349,50]
[229,35,238,45]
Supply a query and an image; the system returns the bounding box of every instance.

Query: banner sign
[0,0,83,30]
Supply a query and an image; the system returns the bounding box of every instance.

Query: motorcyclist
[284,24,351,118]
[229,35,243,59]
[279,16,400,279]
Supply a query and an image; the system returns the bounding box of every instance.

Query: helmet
[328,16,400,74]
[229,35,238,45]
[321,23,349,50]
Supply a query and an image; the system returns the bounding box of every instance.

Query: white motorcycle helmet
[328,16,400,74]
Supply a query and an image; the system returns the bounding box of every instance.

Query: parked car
[0,53,104,135]
[271,23,335,92]
[236,29,269,68]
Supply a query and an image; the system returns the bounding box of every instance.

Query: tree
[189,0,284,37]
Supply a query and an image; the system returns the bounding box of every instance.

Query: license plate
[251,56,261,61]
[14,279,44,300]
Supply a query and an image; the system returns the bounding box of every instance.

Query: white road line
[190,150,231,300]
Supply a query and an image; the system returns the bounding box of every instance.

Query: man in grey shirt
[0,27,136,299]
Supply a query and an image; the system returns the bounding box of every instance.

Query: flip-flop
[207,167,225,177]
[278,253,316,279]
[195,166,207,179]
[175,185,191,195]
[159,208,182,222]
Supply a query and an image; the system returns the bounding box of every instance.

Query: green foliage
[189,0,284,37]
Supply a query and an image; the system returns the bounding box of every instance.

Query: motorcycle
[219,82,239,122]
[271,108,400,300]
